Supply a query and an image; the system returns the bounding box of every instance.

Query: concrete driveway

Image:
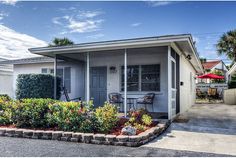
[144,104,236,156]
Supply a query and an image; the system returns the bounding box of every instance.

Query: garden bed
[0,96,170,146]
[0,120,170,147]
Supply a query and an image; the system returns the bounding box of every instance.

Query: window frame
[120,64,161,92]
[41,67,71,93]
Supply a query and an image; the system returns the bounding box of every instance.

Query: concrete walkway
[144,104,236,156]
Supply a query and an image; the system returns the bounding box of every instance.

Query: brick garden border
[0,120,170,147]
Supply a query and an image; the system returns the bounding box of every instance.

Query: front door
[171,58,177,118]
[90,67,107,107]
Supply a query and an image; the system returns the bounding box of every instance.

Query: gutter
[29,35,192,54]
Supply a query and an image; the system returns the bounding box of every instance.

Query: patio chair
[62,87,81,102]
[207,88,218,100]
[108,93,123,110]
[196,88,205,99]
[137,93,155,112]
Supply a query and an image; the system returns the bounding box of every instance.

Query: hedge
[16,74,61,100]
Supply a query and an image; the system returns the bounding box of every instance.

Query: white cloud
[68,18,104,33]
[193,36,200,44]
[52,10,104,34]
[0,12,8,21]
[58,7,77,12]
[52,17,63,25]
[0,25,47,59]
[0,0,18,5]
[131,22,142,27]
[204,42,214,50]
[87,33,104,39]
[147,1,173,7]
[78,11,103,18]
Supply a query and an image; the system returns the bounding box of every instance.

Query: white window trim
[120,64,161,92]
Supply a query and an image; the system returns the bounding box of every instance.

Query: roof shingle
[202,60,221,70]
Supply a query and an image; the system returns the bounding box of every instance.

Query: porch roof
[28,34,203,73]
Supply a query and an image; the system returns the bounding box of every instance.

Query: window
[41,67,71,93]
[41,68,48,74]
[141,65,160,91]
[64,67,71,93]
[121,64,160,92]
[121,66,139,91]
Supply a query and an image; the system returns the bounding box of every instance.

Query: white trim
[170,57,177,119]
[29,35,191,54]
[124,49,127,117]
[171,43,182,56]
[227,63,236,75]
[187,40,204,73]
[167,45,172,120]
[54,55,57,99]
[86,52,90,103]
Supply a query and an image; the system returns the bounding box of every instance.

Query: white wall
[89,46,168,112]
[0,70,13,98]
[179,54,197,113]
[13,62,84,100]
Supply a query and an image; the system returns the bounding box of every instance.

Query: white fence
[196,83,228,93]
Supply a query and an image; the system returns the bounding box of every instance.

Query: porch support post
[124,49,127,117]
[167,46,171,120]
[54,54,57,100]
[86,52,90,103]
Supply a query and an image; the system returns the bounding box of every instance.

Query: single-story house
[0,58,13,97]
[0,34,203,120]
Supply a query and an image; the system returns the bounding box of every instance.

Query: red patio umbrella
[197,73,224,79]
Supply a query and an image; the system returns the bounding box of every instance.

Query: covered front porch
[53,45,179,120]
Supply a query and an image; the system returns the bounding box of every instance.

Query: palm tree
[217,30,236,62]
[200,58,207,64]
[49,37,74,47]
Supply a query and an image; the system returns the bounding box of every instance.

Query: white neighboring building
[1,34,204,120]
[0,58,13,97]
[199,60,228,83]
[227,62,236,81]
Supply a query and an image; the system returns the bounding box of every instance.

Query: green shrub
[141,114,152,126]
[0,96,13,125]
[0,94,11,101]
[125,108,153,131]
[16,74,61,100]
[228,81,236,89]
[79,114,99,133]
[47,101,95,132]
[126,108,148,126]
[11,98,57,128]
[94,102,118,133]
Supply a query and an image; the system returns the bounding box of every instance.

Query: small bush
[228,81,236,89]
[125,108,153,132]
[95,102,119,133]
[11,98,57,128]
[0,96,13,125]
[16,74,61,100]
[0,94,11,101]
[47,101,96,132]
[126,108,148,126]
[141,114,152,126]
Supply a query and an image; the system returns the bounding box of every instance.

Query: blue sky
[0,1,236,63]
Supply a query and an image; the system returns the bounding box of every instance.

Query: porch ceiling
[56,46,168,62]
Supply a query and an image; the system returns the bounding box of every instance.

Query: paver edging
[0,120,170,147]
